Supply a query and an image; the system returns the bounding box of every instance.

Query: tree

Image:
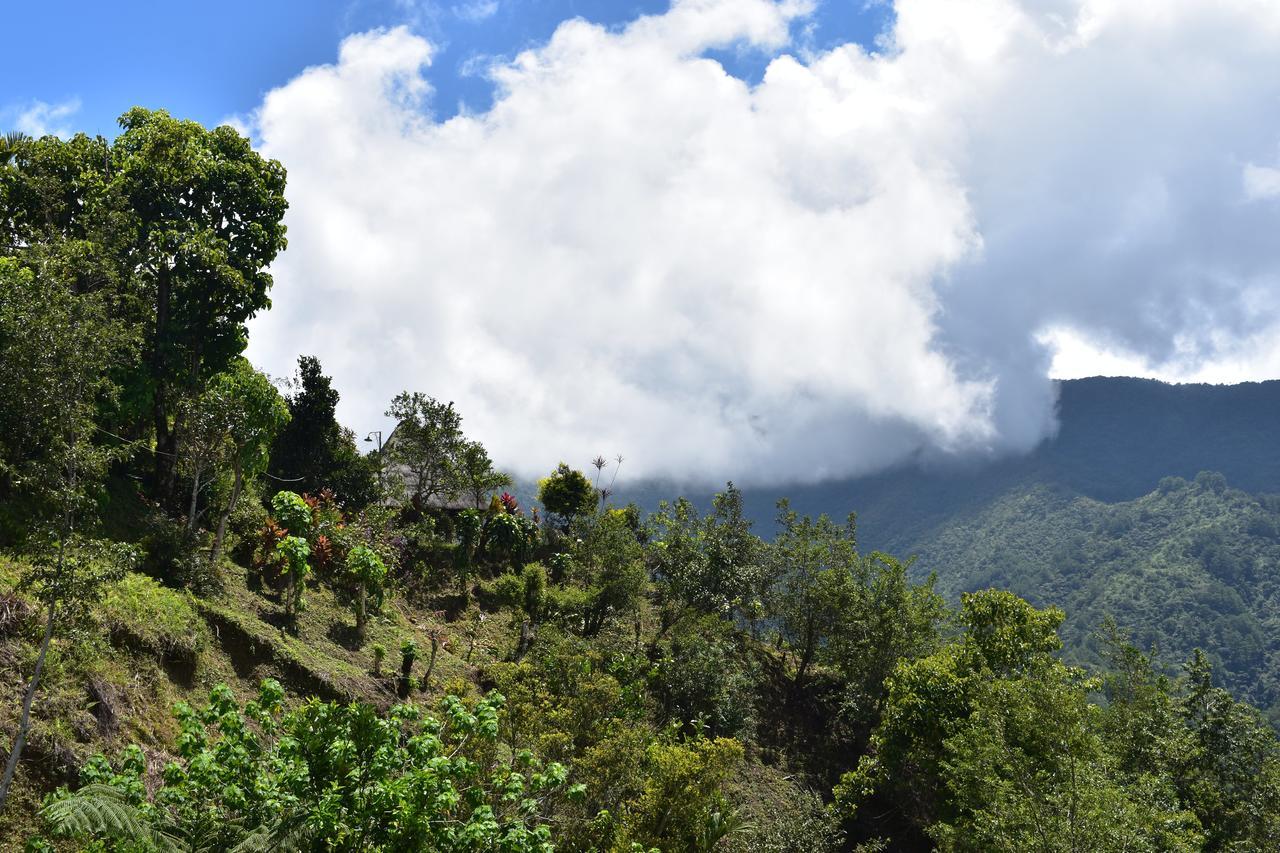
[570,511,646,637]
[1176,650,1280,849]
[344,544,387,642]
[271,491,312,623]
[837,591,1198,849]
[204,360,290,571]
[537,463,596,529]
[457,440,513,509]
[767,502,861,688]
[0,259,137,812]
[384,392,465,510]
[647,484,765,615]
[1,111,290,506]
[267,355,377,508]
[109,109,288,504]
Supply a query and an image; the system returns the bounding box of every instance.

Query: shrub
[277,535,311,621]
[270,490,312,536]
[225,482,268,567]
[100,573,207,665]
[523,562,548,621]
[652,617,759,739]
[40,682,570,851]
[477,573,525,611]
[345,544,388,640]
[486,512,539,569]
[137,511,211,592]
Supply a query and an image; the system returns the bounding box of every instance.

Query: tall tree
[456,440,512,509]
[0,110,289,506]
[647,484,765,615]
[110,109,287,503]
[383,393,465,510]
[267,355,377,508]
[537,463,596,530]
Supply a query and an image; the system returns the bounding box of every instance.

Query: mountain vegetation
[3,113,1280,852]
[910,474,1280,725]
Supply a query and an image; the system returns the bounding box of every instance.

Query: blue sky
[2,0,892,138]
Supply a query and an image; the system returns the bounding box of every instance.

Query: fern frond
[228,809,311,852]
[41,784,187,852]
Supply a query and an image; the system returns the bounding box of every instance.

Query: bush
[543,584,594,626]
[652,617,759,739]
[39,682,571,851]
[100,573,207,664]
[270,490,312,536]
[225,482,269,567]
[137,511,215,593]
[523,562,548,621]
[477,572,525,611]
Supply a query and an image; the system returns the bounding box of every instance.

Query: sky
[5,0,1280,486]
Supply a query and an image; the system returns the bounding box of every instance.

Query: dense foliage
[912,474,1280,723]
[39,681,570,851]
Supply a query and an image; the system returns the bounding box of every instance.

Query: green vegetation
[4,110,1280,852]
[911,474,1280,723]
[100,573,206,664]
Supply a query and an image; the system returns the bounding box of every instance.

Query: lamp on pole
[364,431,383,494]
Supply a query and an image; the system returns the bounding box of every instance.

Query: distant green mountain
[913,474,1280,723]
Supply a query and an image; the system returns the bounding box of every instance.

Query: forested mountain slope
[910,474,1280,723]
[668,378,1280,720]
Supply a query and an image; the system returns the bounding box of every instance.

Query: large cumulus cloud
[245,0,1280,485]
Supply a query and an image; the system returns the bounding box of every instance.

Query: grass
[101,572,207,665]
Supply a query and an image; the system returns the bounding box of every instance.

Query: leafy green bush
[100,572,206,664]
[270,490,312,536]
[137,510,211,592]
[477,572,525,611]
[277,535,311,621]
[652,616,758,739]
[39,680,573,851]
[225,479,269,567]
[344,543,387,639]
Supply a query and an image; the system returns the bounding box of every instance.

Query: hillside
[7,117,1280,852]
[911,474,1280,723]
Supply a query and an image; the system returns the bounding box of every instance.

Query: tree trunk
[424,639,439,686]
[793,619,817,688]
[186,466,203,533]
[208,458,243,570]
[152,266,177,505]
[0,598,57,812]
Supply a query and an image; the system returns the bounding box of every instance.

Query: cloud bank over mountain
[245,0,1280,485]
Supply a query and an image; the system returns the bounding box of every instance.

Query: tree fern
[41,784,186,852]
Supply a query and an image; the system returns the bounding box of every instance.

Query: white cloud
[11,98,81,138]
[1041,323,1280,385]
[245,0,1280,485]
[453,1,498,22]
[1244,162,1280,201]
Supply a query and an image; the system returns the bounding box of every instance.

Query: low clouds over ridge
[246,0,1280,485]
